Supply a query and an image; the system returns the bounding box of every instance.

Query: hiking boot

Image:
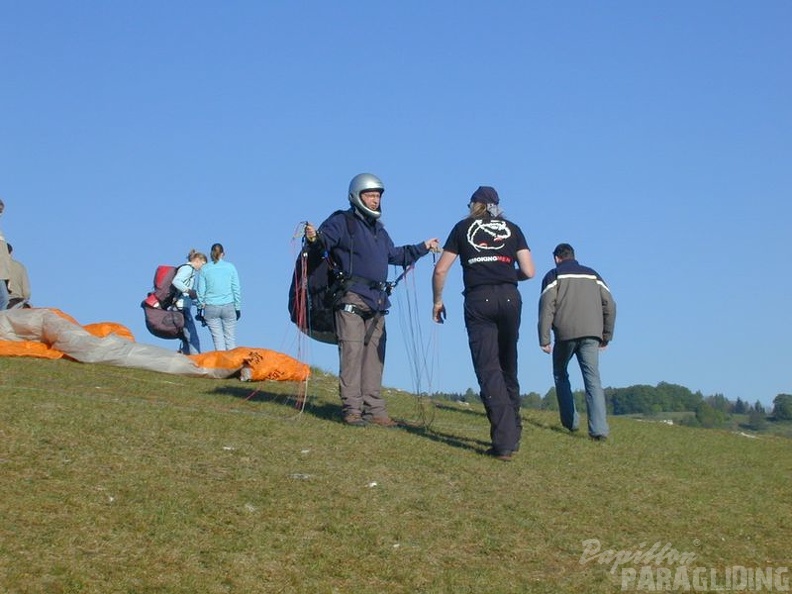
[484,448,513,462]
[590,434,608,442]
[369,416,400,428]
[343,413,368,427]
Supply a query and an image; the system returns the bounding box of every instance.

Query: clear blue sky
[2,1,790,407]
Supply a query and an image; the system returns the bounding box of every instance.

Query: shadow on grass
[210,385,496,453]
[210,384,343,423]
[431,401,487,419]
[400,422,491,453]
[521,413,588,439]
[210,385,288,403]
[400,402,493,454]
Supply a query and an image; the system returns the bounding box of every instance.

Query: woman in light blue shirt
[196,243,241,351]
[172,249,207,355]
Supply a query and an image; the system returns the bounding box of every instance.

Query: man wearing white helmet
[0,199,12,310]
[305,173,440,427]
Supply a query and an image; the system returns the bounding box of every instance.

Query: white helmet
[348,173,384,219]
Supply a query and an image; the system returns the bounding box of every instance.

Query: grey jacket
[538,258,616,346]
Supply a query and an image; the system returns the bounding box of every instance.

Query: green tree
[707,393,732,414]
[604,387,617,414]
[695,401,726,428]
[689,390,705,411]
[610,384,654,414]
[542,388,559,411]
[656,382,701,412]
[573,389,586,413]
[745,409,768,431]
[772,394,792,421]
[456,388,479,403]
[521,392,543,409]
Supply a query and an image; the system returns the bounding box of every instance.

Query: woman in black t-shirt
[432,186,536,461]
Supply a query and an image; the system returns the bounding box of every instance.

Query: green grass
[1,357,789,593]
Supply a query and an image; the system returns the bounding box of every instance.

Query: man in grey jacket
[538,243,616,440]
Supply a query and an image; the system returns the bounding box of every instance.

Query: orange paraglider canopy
[0,308,309,382]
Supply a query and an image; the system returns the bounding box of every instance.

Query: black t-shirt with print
[443,216,529,291]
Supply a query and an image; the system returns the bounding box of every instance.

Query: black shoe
[590,435,608,442]
[484,448,513,462]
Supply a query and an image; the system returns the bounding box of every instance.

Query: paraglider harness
[141,264,189,340]
[288,210,409,346]
[331,269,407,346]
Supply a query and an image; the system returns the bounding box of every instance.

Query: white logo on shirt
[466,219,511,252]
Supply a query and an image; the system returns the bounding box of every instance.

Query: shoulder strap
[171,264,195,293]
[312,210,356,259]
[329,209,356,236]
[341,210,356,235]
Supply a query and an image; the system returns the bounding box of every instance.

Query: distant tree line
[429,383,792,431]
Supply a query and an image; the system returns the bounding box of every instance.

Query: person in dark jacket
[432,186,536,461]
[304,173,439,427]
[538,243,616,440]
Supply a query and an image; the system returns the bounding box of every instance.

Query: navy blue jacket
[317,208,429,312]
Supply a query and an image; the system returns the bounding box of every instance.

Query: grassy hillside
[1,357,789,593]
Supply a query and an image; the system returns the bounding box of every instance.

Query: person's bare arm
[432,250,457,323]
[516,248,535,281]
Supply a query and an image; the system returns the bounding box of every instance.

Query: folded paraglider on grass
[0,308,309,382]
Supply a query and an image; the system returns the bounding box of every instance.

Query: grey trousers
[335,292,387,418]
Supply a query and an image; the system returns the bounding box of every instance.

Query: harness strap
[338,303,373,319]
[339,273,395,295]
[344,265,412,296]
[338,304,387,346]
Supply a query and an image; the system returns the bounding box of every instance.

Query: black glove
[188,289,197,299]
[236,310,241,320]
[196,309,207,326]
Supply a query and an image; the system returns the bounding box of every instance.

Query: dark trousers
[464,284,523,453]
